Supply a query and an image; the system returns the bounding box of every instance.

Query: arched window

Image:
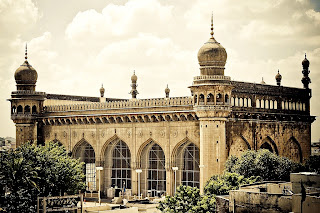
[182,143,200,187]
[282,101,285,110]
[235,97,239,107]
[148,143,166,197]
[194,95,198,105]
[239,98,243,107]
[17,105,23,114]
[261,100,265,109]
[231,97,235,106]
[24,105,30,114]
[207,93,214,104]
[32,105,37,114]
[73,140,96,191]
[248,98,252,107]
[12,106,16,114]
[274,100,278,109]
[225,94,229,104]
[256,99,260,108]
[244,98,247,107]
[199,94,205,105]
[216,93,223,104]
[111,141,131,189]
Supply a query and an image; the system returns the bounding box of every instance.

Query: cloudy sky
[0,0,319,141]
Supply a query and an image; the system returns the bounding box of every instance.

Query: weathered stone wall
[229,190,292,213]
[226,120,311,162]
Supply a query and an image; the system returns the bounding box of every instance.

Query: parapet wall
[44,96,193,113]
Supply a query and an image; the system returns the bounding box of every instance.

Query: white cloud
[306,9,320,24]
[65,0,174,47]
[0,0,320,141]
[0,0,39,39]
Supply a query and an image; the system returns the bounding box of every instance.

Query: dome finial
[25,43,28,61]
[210,12,214,38]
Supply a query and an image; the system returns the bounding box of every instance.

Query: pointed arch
[259,136,278,155]
[72,138,96,191]
[138,138,166,197]
[207,93,214,103]
[171,138,200,188]
[32,105,37,114]
[24,105,30,114]
[286,137,303,163]
[101,135,131,190]
[229,136,251,157]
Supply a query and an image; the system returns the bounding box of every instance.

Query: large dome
[14,61,38,85]
[198,37,227,67]
[14,60,38,91]
[197,19,227,76]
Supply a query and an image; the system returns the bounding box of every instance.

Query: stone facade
[8,20,315,196]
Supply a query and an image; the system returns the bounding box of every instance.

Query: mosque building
[9,17,315,196]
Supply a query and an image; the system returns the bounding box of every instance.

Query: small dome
[100,84,105,97]
[302,54,309,68]
[165,85,170,93]
[14,60,38,85]
[275,70,282,81]
[131,71,137,82]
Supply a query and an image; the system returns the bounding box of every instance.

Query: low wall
[229,190,292,213]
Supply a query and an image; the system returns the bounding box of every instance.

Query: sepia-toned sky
[0,0,319,141]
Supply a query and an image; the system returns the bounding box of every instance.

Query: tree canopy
[0,142,85,213]
[204,172,262,195]
[225,149,304,181]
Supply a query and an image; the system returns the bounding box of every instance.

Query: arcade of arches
[65,133,303,197]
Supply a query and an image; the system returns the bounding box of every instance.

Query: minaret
[301,53,311,89]
[260,77,266,84]
[165,84,170,98]
[275,69,282,86]
[100,84,106,102]
[130,71,138,99]
[301,54,312,113]
[189,14,232,193]
[9,44,46,147]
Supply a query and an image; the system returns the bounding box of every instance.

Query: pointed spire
[305,53,306,59]
[210,12,214,38]
[25,43,28,61]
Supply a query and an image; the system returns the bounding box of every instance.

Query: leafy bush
[158,185,201,213]
[0,141,86,213]
[204,172,262,195]
[191,194,216,213]
[157,185,216,213]
[225,149,303,181]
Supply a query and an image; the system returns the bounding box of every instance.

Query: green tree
[225,149,303,181]
[0,141,86,213]
[191,194,216,213]
[157,185,201,213]
[204,172,261,195]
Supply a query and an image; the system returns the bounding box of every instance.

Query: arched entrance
[73,139,96,191]
[175,141,200,188]
[140,141,166,197]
